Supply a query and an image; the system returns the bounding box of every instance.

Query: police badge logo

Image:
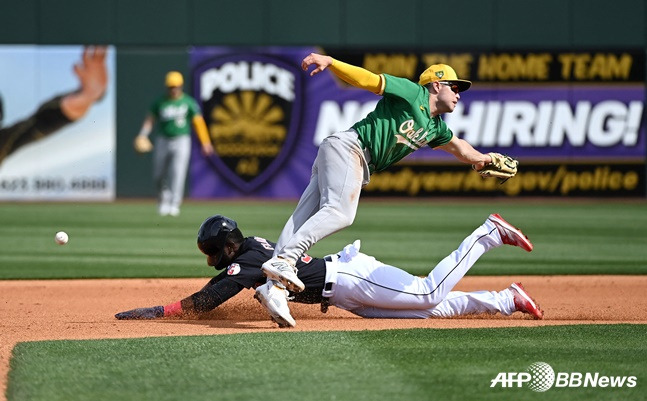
[193,54,304,193]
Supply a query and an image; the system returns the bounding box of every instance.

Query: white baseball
[55,231,69,245]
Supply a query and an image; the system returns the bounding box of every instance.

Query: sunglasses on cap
[439,82,460,94]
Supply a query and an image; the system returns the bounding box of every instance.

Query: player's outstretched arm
[302,53,383,94]
[115,280,245,320]
[437,136,491,170]
[301,53,334,76]
[60,46,108,121]
[115,299,185,320]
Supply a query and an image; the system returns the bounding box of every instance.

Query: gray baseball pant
[153,135,191,210]
[273,129,371,263]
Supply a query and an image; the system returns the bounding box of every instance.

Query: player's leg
[339,286,543,320]
[272,168,322,259]
[275,130,367,263]
[419,218,501,305]
[328,222,501,312]
[262,130,368,292]
[166,135,191,216]
[153,136,172,216]
[329,216,532,312]
[428,285,542,319]
[347,289,514,319]
[425,290,514,318]
[357,284,542,319]
[261,170,321,292]
[420,214,533,307]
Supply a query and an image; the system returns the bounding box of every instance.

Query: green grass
[0,200,646,278]
[3,200,646,401]
[7,325,646,401]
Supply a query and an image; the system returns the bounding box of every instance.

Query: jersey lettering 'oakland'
[398,119,429,149]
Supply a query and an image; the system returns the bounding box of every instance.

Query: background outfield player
[133,71,214,217]
[261,53,516,295]
[0,46,107,166]
[115,214,542,327]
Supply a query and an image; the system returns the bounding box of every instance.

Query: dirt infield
[2,275,646,400]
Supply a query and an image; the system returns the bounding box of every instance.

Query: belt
[321,293,331,313]
[321,255,336,313]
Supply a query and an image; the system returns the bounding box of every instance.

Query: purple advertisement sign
[189,47,645,198]
[189,46,377,198]
[445,86,645,160]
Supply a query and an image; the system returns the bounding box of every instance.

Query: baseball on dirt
[55,231,69,245]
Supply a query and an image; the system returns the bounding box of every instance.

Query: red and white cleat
[509,282,543,320]
[488,213,533,252]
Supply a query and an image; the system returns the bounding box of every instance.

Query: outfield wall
[0,0,645,199]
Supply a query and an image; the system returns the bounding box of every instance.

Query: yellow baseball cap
[419,64,471,92]
[165,71,184,87]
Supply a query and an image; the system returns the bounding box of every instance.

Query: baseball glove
[134,136,153,153]
[475,153,518,184]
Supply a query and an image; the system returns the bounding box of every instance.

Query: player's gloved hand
[474,152,518,184]
[115,306,164,320]
[339,240,361,262]
[134,135,153,153]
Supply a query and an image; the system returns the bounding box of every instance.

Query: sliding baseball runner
[115,213,542,327]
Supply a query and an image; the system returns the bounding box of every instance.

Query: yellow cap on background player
[419,64,472,92]
[165,71,184,87]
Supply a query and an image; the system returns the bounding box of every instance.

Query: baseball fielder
[115,213,542,327]
[133,71,214,217]
[261,53,519,294]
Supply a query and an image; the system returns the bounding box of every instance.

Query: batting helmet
[197,215,241,260]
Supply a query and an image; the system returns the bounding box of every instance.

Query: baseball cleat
[261,257,305,293]
[168,207,180,217]
[488,213,533,252]
[158,204,171,217]
[254,281,296,328]
[509,282,543,320]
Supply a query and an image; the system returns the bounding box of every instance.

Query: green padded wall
[0,0,644,197]
[115,48,189,197]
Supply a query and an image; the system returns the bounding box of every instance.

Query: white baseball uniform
[323,218,517,318]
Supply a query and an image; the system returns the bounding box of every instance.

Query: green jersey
[352,74,453,173]
[150,94,201,138]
